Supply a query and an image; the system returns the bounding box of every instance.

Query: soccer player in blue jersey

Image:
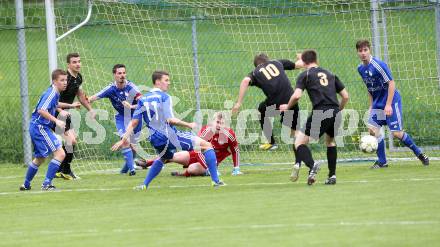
[88,64,142,175]
[356,39,429,168]
[20,69,69,191]
[112,70,225,189]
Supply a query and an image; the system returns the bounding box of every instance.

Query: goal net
[12,0,439,171]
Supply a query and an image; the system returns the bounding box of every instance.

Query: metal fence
[1,0,439,167]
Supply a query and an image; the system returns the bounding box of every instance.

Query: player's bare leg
[169,151,190,165]
[132,142,148,170]
[135,157,155,169]
[32,157,45,166]
[57,129,78,180]
[290,129,301,182]
[130,143,146,170]
[53,148,66,165]
[168,151,191,176]
[258,102,277,151]
[185,163,208,176]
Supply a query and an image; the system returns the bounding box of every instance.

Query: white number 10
[259,64,280,80]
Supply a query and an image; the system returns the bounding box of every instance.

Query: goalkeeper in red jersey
[137,112,242,176]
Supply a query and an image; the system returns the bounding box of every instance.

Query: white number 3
[317,72,328,86]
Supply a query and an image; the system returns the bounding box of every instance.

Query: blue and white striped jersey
[133,88,177,147]
[31,85,60,129]
[357,56,401,109]
[94,80,141,116]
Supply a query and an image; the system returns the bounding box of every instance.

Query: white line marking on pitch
[1,177,440,196]
[0,221,438,236]
[1,157,439,180]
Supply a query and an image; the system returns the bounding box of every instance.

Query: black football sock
[327,146,337,177]
[259,118,275,145]
[293,146,301,165]
[270,136,276,145]
[58,146,68,173]
[61,145,75,174]
[296,144,314,169]
[259,104,275,145]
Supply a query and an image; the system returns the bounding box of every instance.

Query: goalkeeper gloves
[232,167,243,176]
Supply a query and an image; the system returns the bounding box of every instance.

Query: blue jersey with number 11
[357,56,401,109]
[133,88,177,147]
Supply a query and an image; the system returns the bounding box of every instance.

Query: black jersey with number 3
[295,67,345,110]
[248,59,296,106]
[59,70,83,104]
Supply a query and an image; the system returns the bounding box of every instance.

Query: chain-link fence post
[371,0,381,59]
[15,0,32,165]
[192,16,202,127]
[434,0,440,91]
[380,4,395,151]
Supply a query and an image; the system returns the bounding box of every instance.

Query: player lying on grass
[355,39,429,168]
[111,70,225,190]
[280,50,349,185]
[137,112,242,177]
[20,69,69,191]
[88,64,142,176]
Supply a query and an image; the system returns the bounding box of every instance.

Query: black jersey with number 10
[247,59,296,106]
[295,67,345,110]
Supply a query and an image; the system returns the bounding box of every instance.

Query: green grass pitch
[0,3,439,245]
[1,160,439,246]
[1,2,440,162]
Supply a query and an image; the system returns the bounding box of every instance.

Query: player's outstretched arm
[87,95,100,104]
[89,84,112,104]
[294,59,305,69]
[77,89,95,118]
[232,77,251,114]
[278,58,305,70]
[338,89,349,111]
[111,119,139,151]
[58,102,81,109]
[280,88,302,111]
[231,149,242,175]
[121,101,138,110]
[229,130,242,175]
[167,118,196,129]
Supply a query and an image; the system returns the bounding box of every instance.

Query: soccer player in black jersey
[55,53,95,180]
[232,53,304,166]
[280,50,349,185]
